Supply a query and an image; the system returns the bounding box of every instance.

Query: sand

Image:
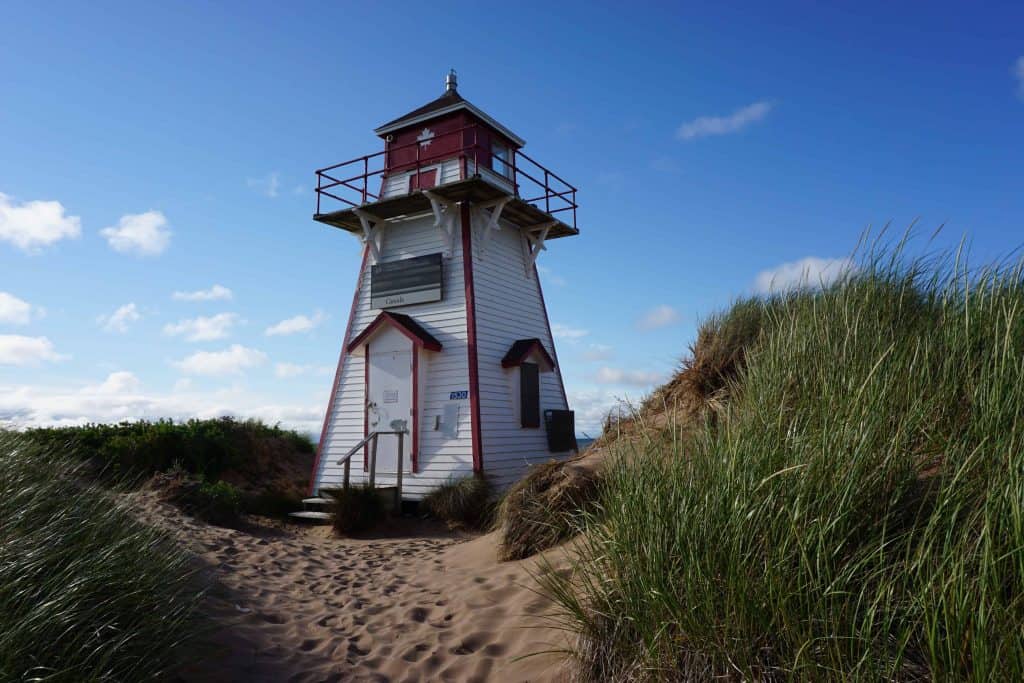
[131,493,572,682]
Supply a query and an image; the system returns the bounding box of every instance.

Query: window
[520,362,540,428]
[491,142,511,179]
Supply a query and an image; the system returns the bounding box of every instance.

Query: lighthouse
[308,71,579,500]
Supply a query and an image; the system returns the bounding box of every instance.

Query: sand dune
[132,493,571,682]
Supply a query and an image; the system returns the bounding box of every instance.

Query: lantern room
[313,70,579,244]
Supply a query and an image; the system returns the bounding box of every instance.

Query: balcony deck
[313,123,578,240]
[313,175,578,239]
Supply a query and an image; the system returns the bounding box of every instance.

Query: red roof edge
[500,338,556,369]
[347,312,443,353]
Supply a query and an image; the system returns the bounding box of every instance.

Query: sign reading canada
[370,253,443,309]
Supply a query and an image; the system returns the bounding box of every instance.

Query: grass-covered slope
[541,247,1024,681]
[25,417,315,516]
[0,432,202,682]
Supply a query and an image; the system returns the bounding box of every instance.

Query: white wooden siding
[470,212,571,490]
[314,204,573,501]
[314,213,474,499]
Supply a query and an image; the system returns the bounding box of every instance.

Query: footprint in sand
[448,631,494,655]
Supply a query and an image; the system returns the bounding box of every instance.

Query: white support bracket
[353,208,384,264]
[473,197,510,256]
[423,190,459,257]
[521,221,556,275]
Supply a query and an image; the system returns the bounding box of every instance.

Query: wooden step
[301,497,335,507]
[288,511,333,523]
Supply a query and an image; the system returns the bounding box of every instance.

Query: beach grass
[422,474,495,529]
[540,238,1024,680]
[0,432,204,682]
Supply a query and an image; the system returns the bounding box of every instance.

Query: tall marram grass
[541,241,1024,681]
[0,432,203,681]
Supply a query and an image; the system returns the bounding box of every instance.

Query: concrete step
[301,497,335,507]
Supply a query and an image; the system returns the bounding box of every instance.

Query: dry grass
[495,460,603,561]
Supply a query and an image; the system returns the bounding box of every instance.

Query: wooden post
[343,454,351,490]
[394,431,404,514]
[369,432,378,489]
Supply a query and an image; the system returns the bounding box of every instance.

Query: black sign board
[371,253,443,309]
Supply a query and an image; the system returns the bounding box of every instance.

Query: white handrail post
[394,431,404,514]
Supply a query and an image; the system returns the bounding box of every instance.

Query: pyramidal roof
[373,78,525,146]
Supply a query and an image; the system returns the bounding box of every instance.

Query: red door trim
[461,202,483,473]
[308,246,370,495]
[363,341,370,469]
[411,348,419,472]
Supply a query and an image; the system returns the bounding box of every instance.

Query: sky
[2,1,1023,437]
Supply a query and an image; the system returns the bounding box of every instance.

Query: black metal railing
[314,124,577,230]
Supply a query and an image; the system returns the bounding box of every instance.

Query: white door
[367,349,412,476]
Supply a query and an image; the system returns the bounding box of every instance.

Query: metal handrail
[336,429,406,512]
[313,123,578,231]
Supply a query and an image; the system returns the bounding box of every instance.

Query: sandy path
[132,494,571,682]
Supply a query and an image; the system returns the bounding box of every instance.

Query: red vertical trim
[363,341,370,469]
[461,202,484,473]
[411,348,419,473]
[534,264,569,409]
[308,246,370,495]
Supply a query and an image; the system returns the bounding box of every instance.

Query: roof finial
[445,68,458,93]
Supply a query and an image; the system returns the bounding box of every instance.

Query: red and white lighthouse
[309,71,579,499]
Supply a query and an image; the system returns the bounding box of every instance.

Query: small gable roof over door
[501,338,556,370]
[347,312,443,353]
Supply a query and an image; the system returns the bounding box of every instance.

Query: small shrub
[326,485,383,535]
[240,490,303,517]
[423,475,494,529]
[155,473,242,527]
[194,480,242,526]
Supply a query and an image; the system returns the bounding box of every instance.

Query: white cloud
[100,211,171,256]
[676,100,775,141]
[98,303,141,333]
[172,284,233,302]
[552,323,589,340]
[0,292,33,325]
[0,192,82,251]
[163,312,240,342]
[567,388,639,435]
[637,305,681,331]
[582,344,613,362]
[247,172,281,198]
[174,344,268,376]
[0,335,67,365]
[275,362,312,379]
[754,256,856,294]
[1015,56,1024,98]
[537,264,567,286]
[265,310,326,336]
[594,366,665,387]
[0,380,322,434]
[86,371,141,395]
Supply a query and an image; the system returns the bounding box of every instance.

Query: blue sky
[2,2,1022,435]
